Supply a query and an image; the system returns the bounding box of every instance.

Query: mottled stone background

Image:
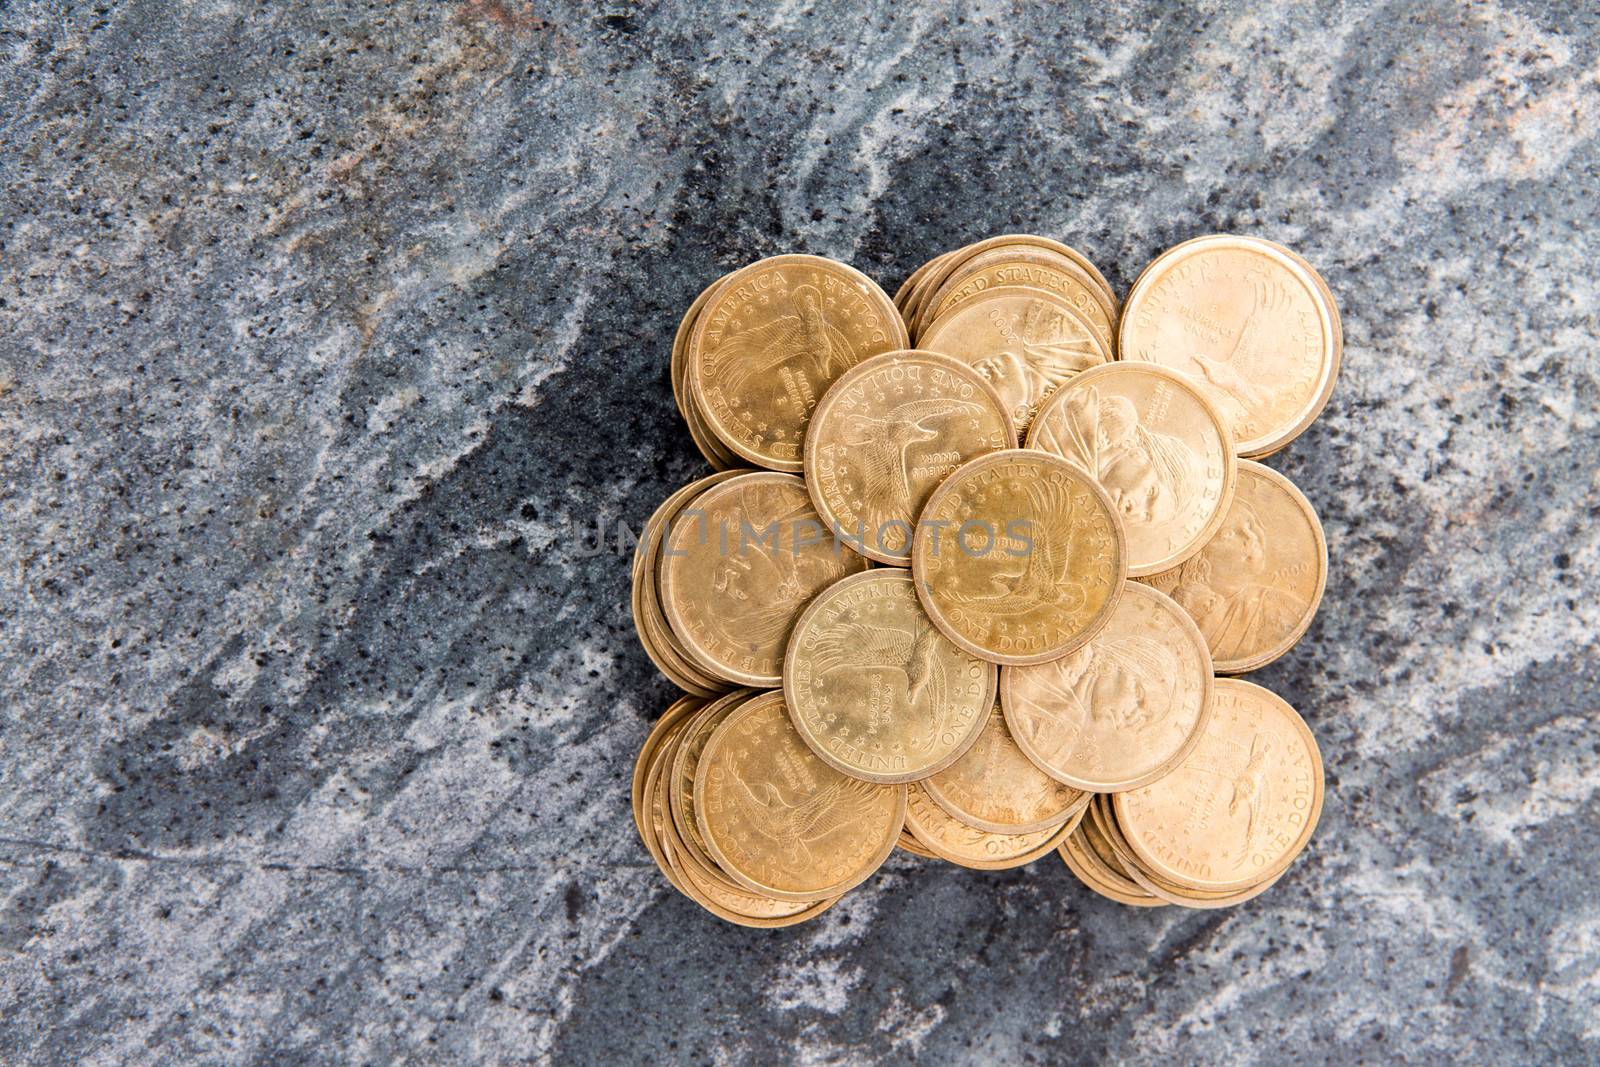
[2,1,1597,1064]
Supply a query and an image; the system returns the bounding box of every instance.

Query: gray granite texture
[1,1,1598,1064]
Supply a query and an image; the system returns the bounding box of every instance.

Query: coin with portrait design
[1138,460,1327,674]
[1028,362,1236,578]
[658,471,868,687]
[918,285,1110,435]
[1001,583,1213,792]
[921,704,1084,832]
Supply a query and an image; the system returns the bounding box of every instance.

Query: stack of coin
[1060,680,1326,908]
[633,235,1339,924]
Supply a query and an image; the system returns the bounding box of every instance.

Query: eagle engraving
[729,767,880,863]
[1188,279,1287,416]
[835,397,988,500]
[712,485,836,648]
[1182,729,1278,869]
[944,477,1088,616]
[806,613,952,752]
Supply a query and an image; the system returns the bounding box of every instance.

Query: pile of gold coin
[633,236,1338,926]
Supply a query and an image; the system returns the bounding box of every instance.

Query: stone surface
[2,1,1598,1064]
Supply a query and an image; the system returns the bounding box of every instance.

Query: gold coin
[918,247,1117,352]
[672,273,742,470]
[632,695,705,845]
[689,254,908,472]
[668,689,760,882]
[784,570,996,783]
[638,714,698,895]
[921,704,1083,832]
[1075,811,1156,893]
[652,727,840,925]
[1119,234,1341,457]
[1120,854,1287,909]
[635,470,749,692]
[902,781,1081,870]
[1027,362,1237,577]
[1001,583,1214,792]
[651,717,840,926]
[630,574,714,695]
[804,349,1015,564]
[911,449,1126,666]
[694,690,905,901]
[1113,678,1324,893]
[1086,795,1290,908]
[916,234,1117,319]
[918,285,1111,435]
[1139,460,1327,673]
[672,843,842,927]
[658,471,869,687]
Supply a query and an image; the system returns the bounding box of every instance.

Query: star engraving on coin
[805,349,1015,564]
[691,255,908,471]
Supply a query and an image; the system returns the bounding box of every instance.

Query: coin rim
[919,234,1118,318]
[668,688,762,875]
[902,781,1084,870]
[636,469,749,690]
[672,272,742,470]
[894,253,948,310]
[910,448,1129,666]
[918,248,1117,349]
[1059,832,1167,907]
[1118,234,1340,457]
[632,695,705,846]
[651,724,843,926]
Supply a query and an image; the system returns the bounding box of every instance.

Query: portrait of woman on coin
[1167,499,1309,662]
[1010,636,1180,760]
[1051,386,1203,526]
